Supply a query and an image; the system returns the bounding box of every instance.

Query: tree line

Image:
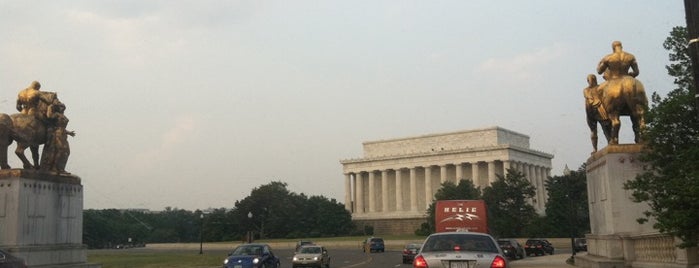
[414,166,590,239]
[83,181,354,249]
[84,169,589,249]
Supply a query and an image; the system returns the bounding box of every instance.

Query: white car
[292,245,330,268]
[413,232,508,268]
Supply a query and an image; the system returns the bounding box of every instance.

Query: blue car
[223,243,280,268]
[362,237,385,253]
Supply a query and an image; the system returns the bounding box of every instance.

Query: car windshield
[498,240,512,246]
[407,243,421,249]
[231,245,263,256]
[526,240,542,245]
[300,247,321,254]
[422,234,498,253]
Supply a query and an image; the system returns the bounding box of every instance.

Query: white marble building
[340,127,553,233]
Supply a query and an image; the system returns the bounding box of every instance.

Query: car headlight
[313,256,319,261]
[253,258,259,264]
[223,259,229,265]
[293,256,299,261]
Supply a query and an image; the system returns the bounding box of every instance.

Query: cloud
[127,115,197,170]
[475,43,570,82]
[162,115,196,149]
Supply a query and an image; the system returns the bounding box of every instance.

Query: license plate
[233,265,242,268]
[449,261,472,268]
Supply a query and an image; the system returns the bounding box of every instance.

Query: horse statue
[599,76,648,145]
[584,41,648,150]
[0,90,58,170]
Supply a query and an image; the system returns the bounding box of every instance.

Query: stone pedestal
[576,145,698,268]
[576,144,650,268]
[0,169,100,268]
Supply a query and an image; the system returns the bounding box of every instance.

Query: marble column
[540,166,546,211]
[455,163,463,182]
[488,161,496,185]
[395,169,403,212]
[440,165,447,184]
[528,164,537,207]
[381,170,389,212]
[425,166,433,209]
[503,160,511,175]
[471,162,480,188]
[356,172,364,213]
[368,171,376,213]
[410,167,418,211]
[344,173,352,211]
[532,166,540,210]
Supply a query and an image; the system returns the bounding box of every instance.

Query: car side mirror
[227,253,232,256]
[323,250,328,255]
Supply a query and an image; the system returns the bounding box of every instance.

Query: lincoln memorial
[340,126,553,234]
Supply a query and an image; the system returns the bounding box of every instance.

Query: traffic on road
[213,244,574,268]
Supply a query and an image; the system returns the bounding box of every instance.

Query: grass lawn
[88,250,227,268]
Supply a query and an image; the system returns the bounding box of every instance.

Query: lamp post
[247,212,253,243]
[567,192,577,260]
[199,213,204,255]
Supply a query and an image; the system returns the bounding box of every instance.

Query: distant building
[340,126,553,235]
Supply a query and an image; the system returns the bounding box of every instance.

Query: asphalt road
[273,247,575,268]
[123,244,577,268]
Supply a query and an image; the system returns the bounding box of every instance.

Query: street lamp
[199,213,204,255]
[567,193,577,260]
[247,212,253,243]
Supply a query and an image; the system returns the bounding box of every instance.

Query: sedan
[402,243,422,264]
[524,238,554,256]
[413,232,508,268]
[223,243,280,268]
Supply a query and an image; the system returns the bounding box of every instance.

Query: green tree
[234,181,299,238]
[201,208,239,242]
[482,169,537,238]
[544,165,589,238]
[233,181,354,239]
[624,26,699,248]
[415,179,481,235]
[305,195,353,237]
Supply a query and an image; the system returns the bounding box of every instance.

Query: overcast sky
[0,1,685,210]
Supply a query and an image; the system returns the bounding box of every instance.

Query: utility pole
[685,0,699,119]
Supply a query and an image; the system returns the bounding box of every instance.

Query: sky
[0,1,686,211]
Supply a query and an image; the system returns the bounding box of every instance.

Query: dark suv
[524,238,554,256]
[362,237,385,253]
